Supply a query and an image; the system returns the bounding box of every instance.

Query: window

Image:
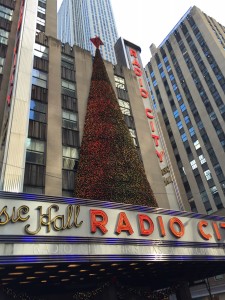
[194,140,200,150]
[180,103,186,112]
[219,104,225,114]
[199,154,206,165]
[34,43,48,59]
[190,159,197,170]
[129,129,137,146]
[160,71,165,78]
[176,94,182,101]
[0,5,13,21]
[209,111,217,121]
[153,79,158,87]
[177,121,183,130]
[26,138,45,165]
[37,6,46,14]
[118,99,131,116]
[197,120,204,130]
[32,69,47,88]
[114,75,125,90]
[204,169,212,180]
[173,110,179,119]
[29,100,46,123]
[184,116,190,124]
[37,17,45,26]
[172,84,177,91]
[62,80,75,91]
[0,29,9,45]
[200,191,209,203]
[189,127,195,136]
[181,133,187,142]
[62,110,78,130]
[214,164,222,176]
[0,57,4,74]
[210,186,218,195]
[62,146,79,170]
[158,63,162,69]
[61,54,74,70]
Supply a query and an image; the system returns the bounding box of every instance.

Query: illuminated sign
[0,195,225,261]
[7,0,25,105]
[0,199,225,242]
[129,48,165,165]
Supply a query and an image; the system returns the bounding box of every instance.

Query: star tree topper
[90,36,104,49]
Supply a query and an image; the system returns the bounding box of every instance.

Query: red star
[90,36,104,49]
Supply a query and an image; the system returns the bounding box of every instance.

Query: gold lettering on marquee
[0,204,83,235]
[0,205,30,225]
[25,204,83,235]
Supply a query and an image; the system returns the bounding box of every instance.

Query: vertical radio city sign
[129,48,164,164]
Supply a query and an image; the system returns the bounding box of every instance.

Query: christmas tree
[74,37,157,207]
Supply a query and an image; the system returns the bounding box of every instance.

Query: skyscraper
[1,2,225,299]
[57,0,118,64]
[0,0,185,211]
[146,6,225,215]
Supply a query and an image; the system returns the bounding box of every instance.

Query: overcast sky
[57,0,225,66]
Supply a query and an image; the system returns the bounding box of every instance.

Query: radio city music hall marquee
[1,196,225,260]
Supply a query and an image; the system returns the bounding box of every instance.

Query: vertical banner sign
[7,0,25,105]
[129,48,165,164]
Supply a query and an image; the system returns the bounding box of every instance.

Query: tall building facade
[0,0,187,211]
[57,0,118,64]
[1,2,225,299]
[146,6,225,215]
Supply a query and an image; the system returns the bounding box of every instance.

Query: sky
[57,0,225,66]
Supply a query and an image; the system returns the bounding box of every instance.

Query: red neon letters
[129,48,164,162]
[90,209,225,241]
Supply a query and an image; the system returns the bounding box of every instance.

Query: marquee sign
[0,192,225,263]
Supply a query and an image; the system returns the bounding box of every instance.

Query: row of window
[0,5,13,21]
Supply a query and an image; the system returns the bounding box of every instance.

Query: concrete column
[175,282,192,300]
[45,37,62,196]
[45,0,57,39]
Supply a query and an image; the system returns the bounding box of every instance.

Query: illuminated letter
[129,48,137,58]
[150,121,155,132]
[212,222,221,241]
[0,206,10,225]
[152,134,160,146]
[90,209,108,234]
[139,78,143,87]
[138,214,154,236]
[145,108,154,119]
[156,150,164,162]
[220,222,225,229]
[140,88,148,98]
[169,217,185,238]
[157,216,166,237]
[134,67,142,77]
[115,212,134,235]
[132,59,141,68]
[198,220,212,240]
